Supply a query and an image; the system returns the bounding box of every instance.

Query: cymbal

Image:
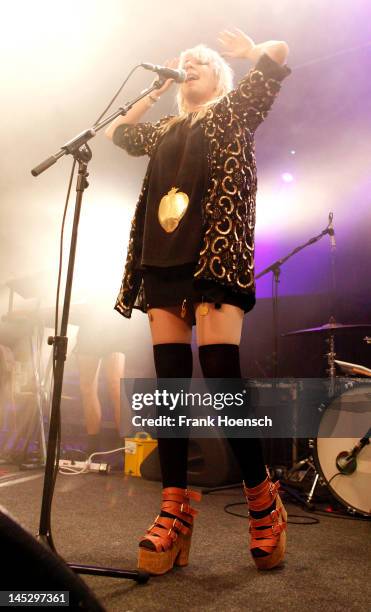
[283,322,371,337]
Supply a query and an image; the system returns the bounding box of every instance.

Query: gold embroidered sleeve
[219,53,291,133]
[112,116,172,157]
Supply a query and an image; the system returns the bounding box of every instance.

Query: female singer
[106,28,290,575]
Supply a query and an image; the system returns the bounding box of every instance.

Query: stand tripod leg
[69,565,148,583]
[29,331,47,464]
[306,472,319,505]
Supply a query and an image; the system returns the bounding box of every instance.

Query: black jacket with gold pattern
[113,54,290,318]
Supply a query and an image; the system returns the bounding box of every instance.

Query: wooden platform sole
[253,494,287,570]
[138,532,192,576]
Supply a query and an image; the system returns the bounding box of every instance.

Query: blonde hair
[161,44,234,133]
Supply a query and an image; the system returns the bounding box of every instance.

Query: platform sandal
[243,470,287,570]
[138,487,201,575]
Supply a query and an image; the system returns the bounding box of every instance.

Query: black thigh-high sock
[199,344,278,558]
[198,344,267,489]
[140,343,192,550]
[153,343,192,489]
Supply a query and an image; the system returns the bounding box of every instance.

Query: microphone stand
[256,222,333,378]
[31,79,165,583]
[256,220,339,508]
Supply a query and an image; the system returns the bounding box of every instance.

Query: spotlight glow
[71,195,132,305]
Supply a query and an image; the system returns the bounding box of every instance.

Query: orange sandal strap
[140,515,192,553]
[162,488,202,503]
[250,522,286,537]
[140,531,174,552]
[249,506,287,554]
[249,536,282,553]
[249,507,285,528]
[147,516,190,536]
[244,480,280,512]
[161,501,198,520]
[139,488,201,557]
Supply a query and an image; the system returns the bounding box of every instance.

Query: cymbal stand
[285,326,342,507]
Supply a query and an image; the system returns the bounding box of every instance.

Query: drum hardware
[334,359,371,378]
[283,319,371,405]
[284,320,371,515]
[313,410,371,517]
[285,439,325,509]
[325,324,337,396]
[256,215,341,477]
[283,321,371,336]
[256,209,371,514]
[286,381,371,516]
[286,422,371,516]
[335,429,370,475]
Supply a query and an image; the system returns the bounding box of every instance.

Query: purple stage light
[282,172,294,183]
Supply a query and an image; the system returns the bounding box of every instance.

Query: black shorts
[142,263,255,326]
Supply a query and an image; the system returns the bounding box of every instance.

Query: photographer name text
[131,415,272,428]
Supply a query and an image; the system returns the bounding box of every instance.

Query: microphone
[141,63,187,83]
[335,450,357,475]
[327,212,336,249]
[335,431,370,475]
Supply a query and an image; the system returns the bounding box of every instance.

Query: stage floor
[0,466,369,612]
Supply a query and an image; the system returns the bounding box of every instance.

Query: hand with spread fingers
[218,28,256,60]
[218,28,289,66]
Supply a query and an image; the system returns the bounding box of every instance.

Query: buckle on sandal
[168,518,178,536]
[269,482,276,497]
[271,524,281,536]
[270,509,278,521]
[149,514,160,531]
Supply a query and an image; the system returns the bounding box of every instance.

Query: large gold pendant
[158,187,189,233]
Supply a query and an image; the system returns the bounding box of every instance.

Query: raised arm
[217,29,290,132]
[105,59,178,156]
[219,28,289,66]
[104,91,162,140]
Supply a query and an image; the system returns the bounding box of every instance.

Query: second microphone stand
[256,220,334,377]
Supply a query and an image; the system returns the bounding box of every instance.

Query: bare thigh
[77,354,101,393]
[147,306,193,345]
[195,303,244,347]
[102,352,126,385]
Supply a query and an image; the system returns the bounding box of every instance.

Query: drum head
[313,385,371,516]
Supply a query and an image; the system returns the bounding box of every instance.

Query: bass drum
[313,383,371,516]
